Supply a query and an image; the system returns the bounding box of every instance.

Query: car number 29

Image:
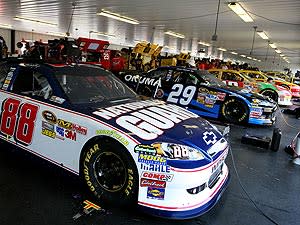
[167,84,196,106]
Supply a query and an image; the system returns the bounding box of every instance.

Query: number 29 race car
[0,59,229,219]
[121,66,277,126]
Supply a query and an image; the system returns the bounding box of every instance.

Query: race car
[241,70,300,98]
[0,60,229,219]
[209,69,293,106]
[121,66,277,125]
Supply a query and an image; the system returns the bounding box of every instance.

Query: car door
[221,71,244,87]
[165,70,197,106]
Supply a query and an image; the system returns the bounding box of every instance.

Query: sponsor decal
[124,74,161,87]
[155,89,164,98]
[138,154,166,165]
[57,119,73,130]
[250,107,263,118]
[42,121,54,131]
[140,163,170,173]
[140,178,166,188]
[203,131,218,145]
[72,124,87,135]
[217,92,226,101]
[65,129,76,141]
[141,172,173,182]
[42,110,57,124]
[49,96,66,104]
[93,100,198,140]
[134,144,156,155]
[55,126,65,140]
[2,67,16,90]
[147,187,165,200]
[41,128,56,139]
[96,130,129,146]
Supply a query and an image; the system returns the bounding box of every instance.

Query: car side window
[11,67,52,100]
[171,71,186,83]
[149,69,168,79]
[186,72,199,85]
[222,72,238,81]
[0,62,11,88]
[209,70,219,77]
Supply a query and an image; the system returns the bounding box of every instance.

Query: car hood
[86,99,226,164]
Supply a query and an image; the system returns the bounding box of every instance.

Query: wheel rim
[93,152,126,192]
[224,101,246,122]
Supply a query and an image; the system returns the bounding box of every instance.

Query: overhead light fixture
[256,31,269,40]
[228,2,254,23]
[89,31,115,38]
[275,49,282,54]
[164,30,185,39]
[247,56,252,59]
[97,9,139,25]
[198,41,210,47]
[14,16,57,27]
[0,23,12,29]
[269,43,277,49]
[240,54,246,57]
[280,54,284,57]
[231,51,238,55]
[46,32,68,37]
[258,59,261,62]
[218,47,227,51]
[253,58,257,61]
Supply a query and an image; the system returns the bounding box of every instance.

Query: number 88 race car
[0,60,229,219]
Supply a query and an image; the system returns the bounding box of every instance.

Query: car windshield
[195,70,226,87]
[53,64,136,104]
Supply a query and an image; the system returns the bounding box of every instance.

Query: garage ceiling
[0,0,299,71]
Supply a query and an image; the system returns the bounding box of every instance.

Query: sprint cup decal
[93,100,198,140]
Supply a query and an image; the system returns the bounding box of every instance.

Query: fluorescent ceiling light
[231,51,238,55]
[90,31,115,38]
[218,47,227,51]
[247,56,252,59]
[269,43,277,48]
[198,41,210,46]
[253,58,257,61]
[258,59,261,62]
[228,2,254,23]
[97,9,139,25]
[275,49,281,54]
[14,16,57,27]
[0,23,12,29]
[240,54,246,57]
[46,32,68,37]
[256,31,269,40]
[165,30,185,39]
[280,54,284,57]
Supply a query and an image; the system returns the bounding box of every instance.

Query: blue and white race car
[121,66,277,125]
[0,60,229,219]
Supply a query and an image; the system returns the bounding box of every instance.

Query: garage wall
[0,28,11,52]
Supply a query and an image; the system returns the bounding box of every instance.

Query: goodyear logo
[138,154,166,165]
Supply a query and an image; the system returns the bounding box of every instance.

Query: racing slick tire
[260,89,278,102]
[80,139,139,206]
[221,98,249,124]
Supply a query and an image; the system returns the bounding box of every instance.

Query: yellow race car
[240,70,300,98]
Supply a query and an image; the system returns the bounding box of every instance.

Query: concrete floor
[0,109,299,225]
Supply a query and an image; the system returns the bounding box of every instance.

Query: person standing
[0,36,8,60]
